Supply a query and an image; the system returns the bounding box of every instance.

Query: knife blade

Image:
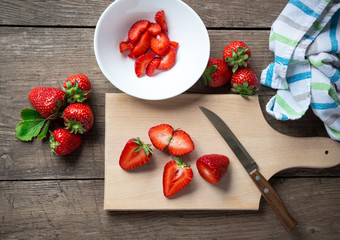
[199,106,297,232]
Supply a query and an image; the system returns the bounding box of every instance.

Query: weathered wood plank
[1,27,336,180]
[0,178,339,239]
[0,0,287,28]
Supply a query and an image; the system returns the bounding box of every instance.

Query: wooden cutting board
[104,93,340,210]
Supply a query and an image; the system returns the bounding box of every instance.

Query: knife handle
[250,169,297,232]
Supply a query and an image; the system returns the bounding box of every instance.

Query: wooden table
[1,0,339,239]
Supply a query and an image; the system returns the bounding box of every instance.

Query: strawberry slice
[150,32,170,56]
[163,157,193,198]
[155,10,167,32]
[170,41,179,50]
[148,124,174,151]
[134,52,156,77]
[157,48,176,70]
[146,57,161,77]
[119,138,153,170]
[127,41,136,51]
[132,31,151,56]
[168,129,194,156]
[148,23,162,35]
[128,20,150,43]
[196,154,230,184]
[119,41,129,53]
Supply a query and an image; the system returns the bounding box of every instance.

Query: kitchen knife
[199,106,297,232]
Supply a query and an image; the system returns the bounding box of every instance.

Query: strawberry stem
[133,137,153,156]
[173,157,190,168]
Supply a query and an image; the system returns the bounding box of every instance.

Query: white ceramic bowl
[94,0,210,100]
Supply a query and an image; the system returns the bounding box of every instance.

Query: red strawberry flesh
[157,48,176,70]
[168,130,194,156]
[134,52,156,77]
[148,124,174,151]
[132,31,151,56]
[163,158,193,198]
[150,32,170,56]
[128,20,150,43]
[155,10,168,32]
[146,57,161,77]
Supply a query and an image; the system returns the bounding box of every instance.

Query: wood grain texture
[0,0,287,28]
[0,178,339,239]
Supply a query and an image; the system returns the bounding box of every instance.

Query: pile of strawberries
[119,124,230,198]
[119,10,178,77]
[202,41,259,97]
[15,74,94,156]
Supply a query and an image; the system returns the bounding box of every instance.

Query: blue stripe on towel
[275,55,290,65]
[265,63,275,87]
[286,72,311,84]
[330,69,340,82]
[311,102,339,110]
[330,9,340,53]
[289,0,320,19]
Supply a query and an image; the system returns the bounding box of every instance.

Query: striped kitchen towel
[261,0,340,141]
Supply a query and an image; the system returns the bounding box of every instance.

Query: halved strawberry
[196,154,230,184]
[148,23,162,35]
[119,41,129,53]
[163,157,193,198]
[150,32,170,56]
[157,48,176,70]
[168,130,194,156]
[128,20,150,43]
[132,31,151,56]
[148,124,174,151]
[146,57,161,77]
[134,52,156,77]
[155,10,167,32]
[119,138,153,170]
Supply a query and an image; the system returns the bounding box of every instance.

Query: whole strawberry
[196,154,230,184]
[230,65,258,98]
[223,41,251,73]
[28,87,66,120]
[50,129,81,156]
[202,58,232,87]
[63,74,91,102]
[63,103,94,134]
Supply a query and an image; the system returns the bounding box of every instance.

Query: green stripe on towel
[269,32,299,46]
[311,82,340,104]
[276,95,305,116]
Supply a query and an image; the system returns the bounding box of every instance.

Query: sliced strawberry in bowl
[146,57,161,77]
[131,31,151,56]
[155,10,167,32]
[163,157,193,198]
[168,129,195,156]
[157,48,176,71]
[148,23,161,35]
[128,20,150,43]
[119,41,129,53]
[134,52,156,77]
[148,124,174,151]
[150,32,170,56]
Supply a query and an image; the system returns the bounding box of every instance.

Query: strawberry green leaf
[37,120,51,140]
[20,109,44,120]
[202,65,218,86]
[15,119,46,141]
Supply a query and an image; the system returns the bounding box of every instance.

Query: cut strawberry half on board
[148,124,174,151]
[134,52,156,77]
[119,138,153,170]
[163,157,193,198]
[157,48,176,71]
[148,23,162,35]
[155,10,167,32]
[150,32,170,56]
[128,20,150,43]
[168,129,195,156]
[146,57,161,77]
[132,31,151,56]
[196,154,230,184]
